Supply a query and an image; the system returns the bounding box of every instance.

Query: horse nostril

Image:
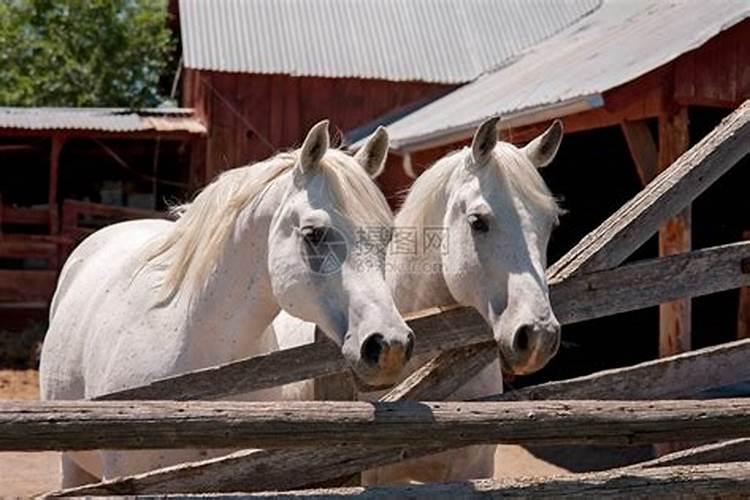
[404,332,415,362]
[361,333,386,365]
[514,326,531,352]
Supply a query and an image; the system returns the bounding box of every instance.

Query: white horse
[273,117,564,483]
[39,121,414,487]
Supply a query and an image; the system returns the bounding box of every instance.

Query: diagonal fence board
[548,99,750,281]
[98,240,750,401]
[484,338,750,402]
[624,438,750,470]
[60,462,750,499]
[49,338,750,495]
[380,341,497,402]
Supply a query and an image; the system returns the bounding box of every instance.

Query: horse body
[40,123,413,486]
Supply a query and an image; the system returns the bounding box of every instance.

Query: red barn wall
[183,70,452,191]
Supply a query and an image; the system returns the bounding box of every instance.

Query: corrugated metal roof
[0,108,206,134]
[180,0,602,83]
[381,0,750,152]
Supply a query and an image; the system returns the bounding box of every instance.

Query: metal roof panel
[180,0,602,83]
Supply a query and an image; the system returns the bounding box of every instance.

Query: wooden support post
[48,135,65,268]
[657,108,691,357]
[621,119,658,185]
[738,231,750,339]
[48,135,64,236]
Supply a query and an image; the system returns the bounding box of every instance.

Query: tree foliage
[0,0,175,108]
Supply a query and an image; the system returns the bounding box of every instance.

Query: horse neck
[179,182,285,365]
[387,209,454,315]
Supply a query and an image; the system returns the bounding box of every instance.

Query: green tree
[0,0,175,108]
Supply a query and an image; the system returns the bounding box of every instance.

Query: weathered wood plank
[484,338,750,401]
[657,107,692,358]
[98,241,750,401]
[96,305,491,401]
[548,98,750,281]
[50,338,750,496]
[64,343,497,495]
[621,119,658,185]
[4,399,750,451]
[65,462,750,499]
[551,241,750,324]
[625,438,750,470]
[47,446,448,496]
[381,341,497,402]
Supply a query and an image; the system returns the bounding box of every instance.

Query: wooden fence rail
[4,399,750,452]
[98,240,750,402]
[56,462,750,499]
[486,337,750,401]
[53,337,750,496]
[625,438,750,470]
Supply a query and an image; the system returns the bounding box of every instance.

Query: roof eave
[390,94,604,155]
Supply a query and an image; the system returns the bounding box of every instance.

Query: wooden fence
[2,99,750,498]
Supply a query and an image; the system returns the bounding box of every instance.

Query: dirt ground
[0,370,567,498]
[0,370,60,498]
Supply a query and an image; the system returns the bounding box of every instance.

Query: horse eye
[468,214,489,233]
[302,226,326,245]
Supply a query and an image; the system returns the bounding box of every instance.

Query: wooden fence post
[657,107,691,357]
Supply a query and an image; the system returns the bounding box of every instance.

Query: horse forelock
[395,142,562,233]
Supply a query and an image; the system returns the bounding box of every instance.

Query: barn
[359,0,750,412]
[177,0,601,196]
[0,108,205,333]
[177,0,750,384]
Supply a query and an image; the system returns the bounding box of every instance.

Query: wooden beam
[5,399,750,452]
[552,241,750,324]
[57,462,750,499]
[97,241,750,402]
[53,338,750,496]
[48,135,64,236]
[47,445,448,496]
[381,341,497,402]
[548,99,750,282]
[626,438,750,470]
[68,344,499,495]
[621,119,658,185]
[486,338,750,402]
[657,107,691,357]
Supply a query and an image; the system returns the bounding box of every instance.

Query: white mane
[395,142,563,248]
[145,148,392,299]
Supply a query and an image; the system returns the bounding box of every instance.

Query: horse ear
[354,126,389,178]
[299,120,330,173]
[523,120,563,168]
[471,117,500,166]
